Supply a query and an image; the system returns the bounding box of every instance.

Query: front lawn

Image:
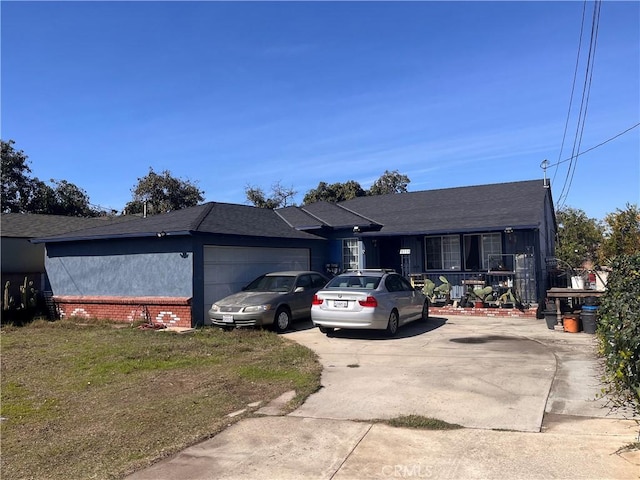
[1,319,322,479]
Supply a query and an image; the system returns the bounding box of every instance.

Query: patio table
[546,287,605,326]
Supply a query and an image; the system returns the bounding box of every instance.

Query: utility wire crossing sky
[2,1,638,220]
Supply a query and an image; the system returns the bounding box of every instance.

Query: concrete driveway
[127,315,639,480]
[288,317,555,432]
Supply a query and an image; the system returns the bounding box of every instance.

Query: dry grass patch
[1,319,321,479]
[383,415,463,430]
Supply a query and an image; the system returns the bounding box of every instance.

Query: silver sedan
[311,270,429,336]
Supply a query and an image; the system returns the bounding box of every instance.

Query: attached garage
[202,245,310,323]
[35,202,327,328]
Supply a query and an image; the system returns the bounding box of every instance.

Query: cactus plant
[498,288,517,307]
[3,281,13,311]
[422,276,452,304]
[19,277,38,310]
[467,286,493,305]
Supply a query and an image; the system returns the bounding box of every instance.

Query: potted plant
[466,286,493,308]
[422,276,452,305]
[498,288,516,308]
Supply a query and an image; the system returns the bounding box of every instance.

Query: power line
[559,0,601,207]
[557,0,602,210]
[553,0,588,185]
[546,121,640,169]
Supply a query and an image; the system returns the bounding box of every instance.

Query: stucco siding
[46,250,193,297]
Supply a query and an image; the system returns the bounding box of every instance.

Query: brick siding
[52,296,193,328]
[430,305,538,319]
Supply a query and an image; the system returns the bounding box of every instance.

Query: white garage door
[203,246,310,323]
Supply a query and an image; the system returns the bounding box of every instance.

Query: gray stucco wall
[45,237,194,297]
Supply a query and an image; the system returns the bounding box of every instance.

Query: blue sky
[2,1,638,220]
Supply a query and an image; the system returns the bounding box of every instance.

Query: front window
[342,238,361,270]
[425,235,461,270]
[463,233,502,270]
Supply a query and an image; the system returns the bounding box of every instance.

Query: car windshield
[326,276,381,289]
[245,275,295,293]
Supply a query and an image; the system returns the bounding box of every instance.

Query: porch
[408,266,539,318]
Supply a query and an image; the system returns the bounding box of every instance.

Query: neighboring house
[0,213,136,309]
[33,179,556,327]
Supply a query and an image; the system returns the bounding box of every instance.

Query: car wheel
[421,301,429,321]
[273,307,291,332]
[385,310,399,337]
[319,326,334,335]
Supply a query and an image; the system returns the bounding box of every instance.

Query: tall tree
[1,139,33,213]
[2,139,102,216]
[302,171,411,205]
[125,167,204,215]
[245,181,296,209]
[600,203,640,262]
[368,169,410,196]
[28,180,98,217]
[555,207,604,268]
[302,180,366,204]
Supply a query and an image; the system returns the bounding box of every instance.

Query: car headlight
[210,304,220,312]
[243,304,271,313]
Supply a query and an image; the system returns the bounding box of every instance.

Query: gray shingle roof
[275,206,325,230]
[1,213,136,239]
[338,179,551,235]
[26,180,553,243]
[196,203,323,239]
[32,202,324,243]
[277,179,552,235]
[301,202,380,229]
[276,202,380,230]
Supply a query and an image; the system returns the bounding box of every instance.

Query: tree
[1,139,33,213]
[600,204,640,262]
[245,181,296,209]
[368,169,410,196]
[124,167,204,215]
[302,180,366,204]
[555,207,604,269]
[301,171,411,205]
[2,139,102,216]
[27,179,98,217]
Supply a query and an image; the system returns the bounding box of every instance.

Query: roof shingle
[24,180,553,243]
[1,213,136,239]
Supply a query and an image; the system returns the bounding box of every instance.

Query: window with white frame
[425,235,461,270]
[342,238,361,270]
[463,233,502,270]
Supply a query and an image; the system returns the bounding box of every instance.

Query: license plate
[222,315,234,323]
[334,300,348,309]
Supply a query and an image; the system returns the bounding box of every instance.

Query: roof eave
[31,230,194,244]
[358,224,540,237]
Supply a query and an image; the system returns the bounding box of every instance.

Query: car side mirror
[294,286,305,293]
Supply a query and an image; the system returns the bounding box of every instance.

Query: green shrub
[597,253,640,417]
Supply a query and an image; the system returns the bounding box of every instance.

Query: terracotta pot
[563,315,580,333]
[474,301,484,308]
